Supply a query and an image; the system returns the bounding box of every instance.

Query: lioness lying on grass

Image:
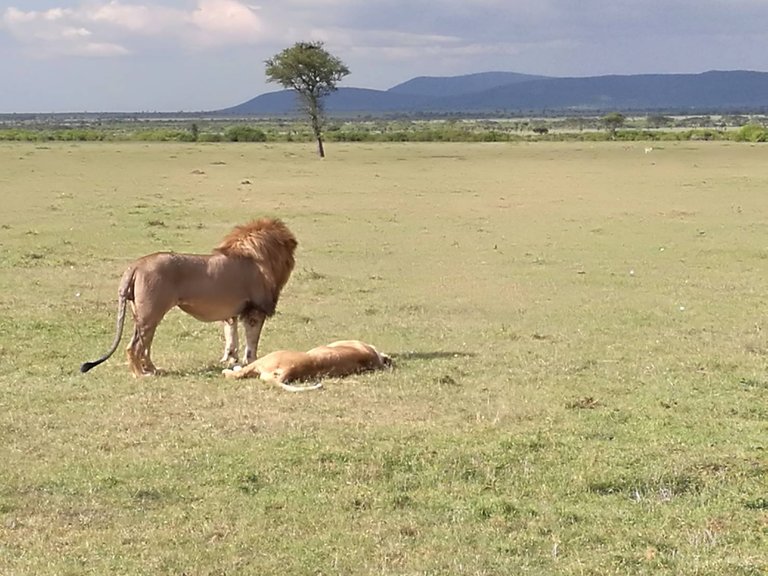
[222,340,392,391]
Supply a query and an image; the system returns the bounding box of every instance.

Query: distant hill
[225,87,431,116]
[431,70,768,112]
[217,70,768,116]
[387,71,548,97]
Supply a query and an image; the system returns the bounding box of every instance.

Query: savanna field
[0,141,766,575]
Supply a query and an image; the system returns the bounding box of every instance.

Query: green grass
[1,141,766,575]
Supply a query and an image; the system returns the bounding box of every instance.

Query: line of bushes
[0,125,269,143]
[1,124,766,143]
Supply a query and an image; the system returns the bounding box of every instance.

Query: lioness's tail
[80,267,135,373]
[278,381,323,392]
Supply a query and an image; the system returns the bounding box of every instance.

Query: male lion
[222,340,392,391]
[81,218,297,377]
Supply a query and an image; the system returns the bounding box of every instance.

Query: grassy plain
[0,141,766,575]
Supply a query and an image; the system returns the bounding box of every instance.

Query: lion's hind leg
[126,323,158,377]
[126,329,146,377]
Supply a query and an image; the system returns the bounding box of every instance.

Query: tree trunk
[307,99,325,158]
[310,116,324,158]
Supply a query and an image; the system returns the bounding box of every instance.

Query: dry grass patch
[1,141,767,575]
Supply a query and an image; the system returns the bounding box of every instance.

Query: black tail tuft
[80,361,97,373]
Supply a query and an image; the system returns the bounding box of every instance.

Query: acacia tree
[602,112,626,139]
[265,42,350,158]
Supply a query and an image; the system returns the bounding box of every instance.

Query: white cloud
[190,0,263,45]
[2,6,111,56]
[73,41,131,57]
[0,0,265,58]
[87,2,179,34]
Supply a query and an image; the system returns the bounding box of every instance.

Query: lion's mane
[215,218,298,292]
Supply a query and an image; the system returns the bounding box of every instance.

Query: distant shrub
[646,115,673,129]
[53,129,104,141]
[476,130,509,142]
[579,132,607,142]
[326,130,371,142]
[132,129,188,141]
[613,130,660,141]
[385,131,409,142]
[687,129,719,141]
[655,131,683,141]
[0,130,39,141]
[734,123,768,142]
[198,133,224,142]
[224,126,267,142]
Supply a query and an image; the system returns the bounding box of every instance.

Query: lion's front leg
[220,317,239,365]
[242,312,266,364]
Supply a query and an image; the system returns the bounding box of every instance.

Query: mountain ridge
[218,70,768,116]
[387,71,548,97]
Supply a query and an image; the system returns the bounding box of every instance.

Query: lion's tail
[80,266,136,374]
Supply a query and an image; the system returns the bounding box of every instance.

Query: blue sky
[2,0,767,112]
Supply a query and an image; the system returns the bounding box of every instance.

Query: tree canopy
[602,112,626,137]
